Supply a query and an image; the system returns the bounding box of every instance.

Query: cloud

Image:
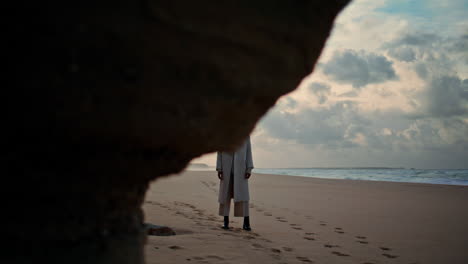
[308,82,331,104]
[251,0,468,169]
[338,90,359,97]
[450,34,468,53]
[424,76,468,118]
[261,101,372,149]
[389,33,440,47]
[382,31,468,78]
[414,63,428,79]
[383,33,444,66]
[321,50,398,88]
[259,97,468,167]
[384,33,468,117]
[387,46,416,62]
[449,34,468,64]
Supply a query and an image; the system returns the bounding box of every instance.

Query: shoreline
[186,168,468,187]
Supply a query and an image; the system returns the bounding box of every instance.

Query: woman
[216,136,254,231]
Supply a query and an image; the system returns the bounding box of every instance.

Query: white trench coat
[216,137,254,203]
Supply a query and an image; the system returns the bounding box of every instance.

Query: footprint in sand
[334,228,345,234]
[252,243,263,249]
[205,255,225,260]
[355,236,368,244]
[271,248,282,253]
[303,237,315,241]
[296,256,313,262]
[263,212,273,216]
[324,244,340,248]
[292,227,303,230]
[282,247,293,252]
[168,245,183,250]
[379,246,391,251]
[305,232,316,235]
[231,228,245,233]
[382,253,398,259]
[332,251,350,257]
[319,221,327,226]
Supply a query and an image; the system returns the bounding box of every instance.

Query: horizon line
[188,163,468,170]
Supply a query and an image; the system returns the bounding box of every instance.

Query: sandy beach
[144,171,468,264]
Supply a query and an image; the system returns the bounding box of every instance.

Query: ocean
[252,168,468,186]
[189,166,468,186]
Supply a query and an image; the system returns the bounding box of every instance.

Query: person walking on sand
[216,136,254,231]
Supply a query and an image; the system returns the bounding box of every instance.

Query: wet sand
[144,171,468,264]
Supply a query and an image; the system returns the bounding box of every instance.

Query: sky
[193,0,468,169]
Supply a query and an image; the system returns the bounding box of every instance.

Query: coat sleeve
[245,138,254,173]
[216,152,222,172]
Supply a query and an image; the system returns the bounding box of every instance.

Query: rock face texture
[4,0,349,263]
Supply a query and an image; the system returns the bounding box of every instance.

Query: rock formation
[4,0,350,263]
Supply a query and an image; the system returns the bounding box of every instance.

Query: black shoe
[243,216,251,231]
[222,216,229,229]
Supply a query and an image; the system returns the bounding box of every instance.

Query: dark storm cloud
[322,50,398,88]
[308,82,331,104]
[425,76,468,118]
